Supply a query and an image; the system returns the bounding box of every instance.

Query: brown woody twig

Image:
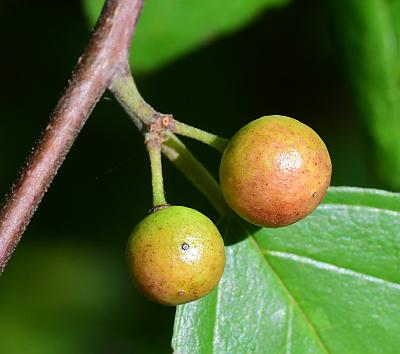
[0,0,143,273]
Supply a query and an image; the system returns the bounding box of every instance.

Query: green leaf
[329,0,400,189]
[82,0,291,73]
[172,187,400,353]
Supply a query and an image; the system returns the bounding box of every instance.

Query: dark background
[0,0,377,353]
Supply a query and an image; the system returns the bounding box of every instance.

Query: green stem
[162,133,232,218]
[110,70,232,217]
[110,71,155,127]
[148,145,167,206]
[172,121,229,153]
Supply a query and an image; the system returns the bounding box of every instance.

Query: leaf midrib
[248,236,330,353]
[209,218,233,353]
[237,221,331,354]
[285,303,293,354]
[246,220,400,354]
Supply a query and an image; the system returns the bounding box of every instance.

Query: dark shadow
[218,216,261,246]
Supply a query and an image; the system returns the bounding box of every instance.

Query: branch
[0,0,144,273]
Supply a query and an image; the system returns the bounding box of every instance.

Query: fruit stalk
[110,71,155,128]
[171,121,229,153]
[162,133,231,218]
[110,72,232,217]
[111,72,229,153]
[147,145,167,206]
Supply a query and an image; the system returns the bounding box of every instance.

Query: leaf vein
[319,203,400,217]
[210,218,233,353]
[238,221,331,354]
[265,250,400,290]
[285,303,293,354]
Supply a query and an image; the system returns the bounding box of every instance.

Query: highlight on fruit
[126,205,226,305]
[219,115,332,228]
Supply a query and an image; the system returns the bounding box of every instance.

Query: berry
[219,115,332,227]
[126,206,225,305]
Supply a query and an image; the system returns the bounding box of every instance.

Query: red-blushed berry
[219,115,332,228]
[126,206,225,305]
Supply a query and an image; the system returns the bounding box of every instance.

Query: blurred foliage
[329,0,400,190]
[83,0,291,72]
[0,240,174,354]
[0,0,396,353]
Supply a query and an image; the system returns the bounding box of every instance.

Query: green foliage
[83,0,291,72]
[173,187,400,353]
[3,2,399,353]
[330,0,400,189]
[0,241,174,354]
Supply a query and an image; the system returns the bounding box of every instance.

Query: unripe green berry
[126,206,225,305]
[219,115,332,228]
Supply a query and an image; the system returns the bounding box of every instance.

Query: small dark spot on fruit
[312,192,317,198]
[178,290,185,296]
[181,242,189,251]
